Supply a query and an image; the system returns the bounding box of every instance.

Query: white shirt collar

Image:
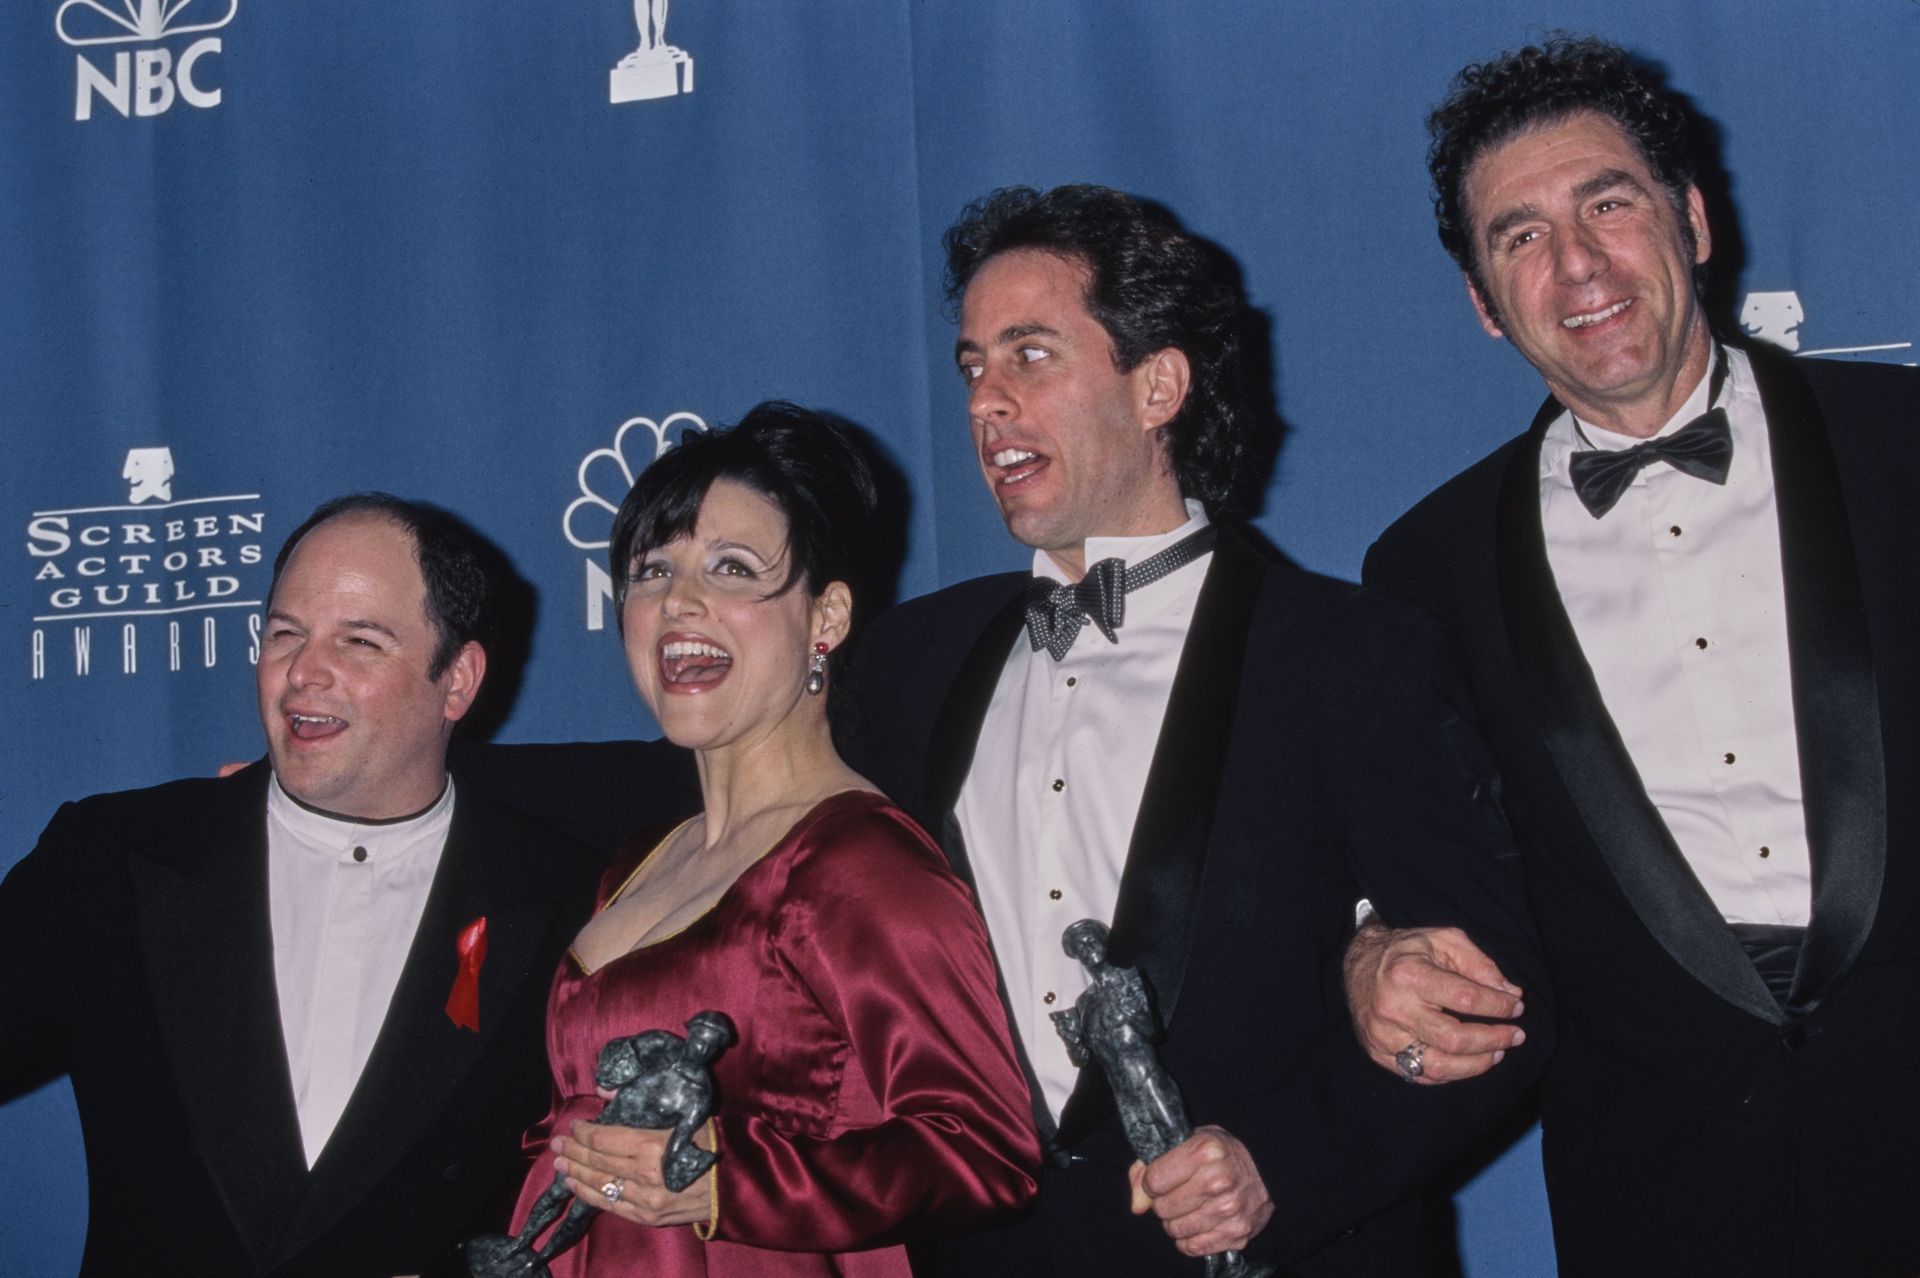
[1546,342,1722,468]
[268,772,454,875]
[1033,498,1211,581]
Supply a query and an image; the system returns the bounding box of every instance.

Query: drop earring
[805,642,829,695]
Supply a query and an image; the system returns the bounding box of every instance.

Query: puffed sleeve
[707,800,1040,1249]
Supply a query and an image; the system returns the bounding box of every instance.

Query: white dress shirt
[1540,346,1811,925]
[268,775,453,1165]
[957,501,1212,1121]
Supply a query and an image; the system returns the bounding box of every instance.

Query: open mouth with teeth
[987,446,1048,487]
[660,639,733,689]
[1562,298,1633,329]
[287,713,347,742]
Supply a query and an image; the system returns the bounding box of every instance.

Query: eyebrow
[706,538,773,561]
[1483,168,1649,249]
[1573,168,1645,202]
[1482,203,1542,249]
[262,611,398,640]
[954,322,1063,362]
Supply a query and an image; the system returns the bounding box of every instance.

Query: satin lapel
[1495,402,1781,1025]
[920,582,1057,1147]
[1747,348,1886,1017]
[273,789,559,1260]
[128,763,309,1261]
[924,585,1029,889]
[1056,531,1260,1147]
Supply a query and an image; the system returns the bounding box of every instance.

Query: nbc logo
[57,0,236,122]
[563,412,708,630]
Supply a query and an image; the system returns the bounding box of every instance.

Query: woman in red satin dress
[506,403,1040,1275]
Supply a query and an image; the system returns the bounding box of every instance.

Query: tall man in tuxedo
[0,495,646,1277]
[844,184,1549,1276]
[1346,37,1920,1277]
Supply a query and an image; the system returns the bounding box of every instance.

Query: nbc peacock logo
[563,412,709,631]
[57,0,236,122]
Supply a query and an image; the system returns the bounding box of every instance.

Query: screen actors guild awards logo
[1739,289,1913,364]
[24,450,269,680]
[610,0,693,103]
[1738,292,1805,352]
[121,447,175,504]
[56,0,235,121]
[563,412,709,630]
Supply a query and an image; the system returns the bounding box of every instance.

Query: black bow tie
[1568,349,1733,519]
[1024,525,1217,661]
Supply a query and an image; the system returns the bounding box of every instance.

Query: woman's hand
[553,1121,712,1229]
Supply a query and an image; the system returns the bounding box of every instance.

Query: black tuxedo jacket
[839,526,1551,1277]
[0,761,608,1277]
[1364,349,1920,1277]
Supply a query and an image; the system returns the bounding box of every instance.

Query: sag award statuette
[610,0,693,102]
[1051,920,1277,1278]
[464,1011,737,1278]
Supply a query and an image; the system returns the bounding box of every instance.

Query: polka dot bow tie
[1024,524,1217,661]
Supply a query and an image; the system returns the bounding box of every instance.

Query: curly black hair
[942,184,1257,518]
[1428,35,1703,306]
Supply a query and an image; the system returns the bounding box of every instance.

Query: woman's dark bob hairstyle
[607,401,879,626]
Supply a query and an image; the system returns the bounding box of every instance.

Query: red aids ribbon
[445,916,488,1032]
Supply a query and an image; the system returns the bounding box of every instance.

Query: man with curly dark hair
[844,184,1549,1275]
[1346,35,1920,1276]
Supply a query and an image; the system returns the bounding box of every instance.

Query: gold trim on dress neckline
[566,816,697,976]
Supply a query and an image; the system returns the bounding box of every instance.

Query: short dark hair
[942,184,1256,517]
[269,493,491,681]
[608,401,878,634]
[1428,35,1703,305]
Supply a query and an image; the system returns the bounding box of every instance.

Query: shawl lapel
[923,584,1030,891]
[1746,347,1886,1017]
[1494,401,1782,1025]
[921,583,1051,1143]
[1055,530,1261,1147]
[127,763,310,1262]
[270,781,561,1263]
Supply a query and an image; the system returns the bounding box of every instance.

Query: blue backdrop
[4,2,1915,1272]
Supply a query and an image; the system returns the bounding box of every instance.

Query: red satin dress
[509,790,1040,1275]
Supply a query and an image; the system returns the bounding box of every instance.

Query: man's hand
[553,1121,711,1229]
[1344,921,1524,1084]
[1127,1125,1273,1258]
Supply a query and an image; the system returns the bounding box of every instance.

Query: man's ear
[1136,347,1193,433]
[1466,273,1506,339]
[440,640,487,724]
[1684,183,1712,266]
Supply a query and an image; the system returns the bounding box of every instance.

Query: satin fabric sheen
[509,790,1040,1274]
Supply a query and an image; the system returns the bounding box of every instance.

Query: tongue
[664,654,732,685]
[291,717,346,741]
